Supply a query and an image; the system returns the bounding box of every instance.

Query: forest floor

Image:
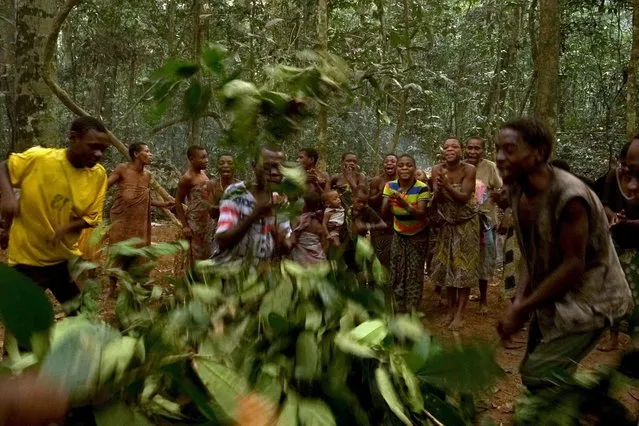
[2,222,638,425]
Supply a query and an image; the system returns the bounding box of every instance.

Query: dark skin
[330,154,366,194]
[431,139,476,330]
[209,155,239,220]
[495,127,590,341]
[175,148,211,238]
[609,139,639,229]
[351,194,387,236]
[0,128,110,244]
[297,151,329,195]
[381,156,428,222]
[369,154,397,210]
[215,149,290,253]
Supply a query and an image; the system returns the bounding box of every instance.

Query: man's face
[254,150,283,187]
[342,154,358,172]
[191,149,209,171]
[297,151,313,170]
[218,155,234,178]
[135,145,153,166]
[383,155,397,176]
[495,128,539,185]
[69,129,110,168]
[621,139,639,199]
[465,139,484,166]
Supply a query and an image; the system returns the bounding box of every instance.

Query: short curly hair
[500,117,553,162]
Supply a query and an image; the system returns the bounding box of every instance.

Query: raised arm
[215,192,271,250]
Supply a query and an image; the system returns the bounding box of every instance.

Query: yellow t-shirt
[7,147,107,266]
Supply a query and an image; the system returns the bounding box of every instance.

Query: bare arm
[322,210,331,237]
[517,198,589,316]
[215,192,270,250]
[0,161,18,221]
[381,197,391,218]
[442,165,475,204]
[107,165,123,188]
[175,176,190,230]
[369,177,384,208]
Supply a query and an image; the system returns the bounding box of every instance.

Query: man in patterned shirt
[212,148,292,263]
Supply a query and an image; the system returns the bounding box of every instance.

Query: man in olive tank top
[495,117,632,392]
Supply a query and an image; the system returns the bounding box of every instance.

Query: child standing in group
[351,186,387,237]
[291,192,326,263]
[322,190,345,247]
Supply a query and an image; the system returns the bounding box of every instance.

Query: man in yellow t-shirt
[0,116,110,305]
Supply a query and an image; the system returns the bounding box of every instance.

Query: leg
[450,287,470,330]
[521,324,603,392]
[444,288,456,325]
[478,279,489,314]
[598,322,621,352]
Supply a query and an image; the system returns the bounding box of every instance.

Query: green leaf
[416,344,503,393]
[260,279,294,318]
[348,319,388,346]
[192,358,249,421]
[375,367,412,426]
[201,44,227,75]
[355,237,374,264]
[94,401,153,426]
[277,393,299,426]
[267,313,290,336]
[422,393,467,426]
[390,314,426,342]
[151,59,199,80]
[255,366,283,404]
[295,331,320,380]
[183,80,211,118]
[0,265,54,346]
[334,333,377,359]
[222,79,260,99]
[298,399,336,426]
[399,359,423,412]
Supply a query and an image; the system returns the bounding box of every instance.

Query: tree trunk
[316,0,328,168]
[627,0,639,139]
[13,0,58,151]
[389,0,412,153]
[0,0,15,153]
[534,0,560,135]
[188,0,203,146]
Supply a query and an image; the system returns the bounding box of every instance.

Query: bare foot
[449,317,465,331]
[441,313,454,326]
[477,304,488,315]
[597,338,619,352]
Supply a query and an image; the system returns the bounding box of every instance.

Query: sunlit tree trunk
[627,0,639,138]
[534,0,559,136]
[13,0,57,151]
[316,0,328,168]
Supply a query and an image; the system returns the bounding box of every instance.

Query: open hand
[389,192,408,208]
[497,302,526,341]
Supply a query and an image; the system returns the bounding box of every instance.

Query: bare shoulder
[464,162,476,176]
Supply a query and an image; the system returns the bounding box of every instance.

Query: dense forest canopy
[1,0,638,183]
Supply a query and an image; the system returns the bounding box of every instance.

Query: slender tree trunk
[188,0,203,146]
[316,0,328,168]
[534,0,559,135]
[627,0,639,138]
[0,0,15,153]
[13,0,57,151]
[389,0,412,153]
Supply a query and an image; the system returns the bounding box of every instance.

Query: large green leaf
[260,279,294,318]
[348,319,388,346]
[334,333,377,359]
[278,393,299,426]
[94,402,153,426]
[255,365,283,404]
[416,344,503,393]
[0,264,54,346]
[192,358,249,421]
[375,367,412,426]
[298,399,336,426]
[422,393,467,426]
[183,80,211,118]
[295,331,320,380]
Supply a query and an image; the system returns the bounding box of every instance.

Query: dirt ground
[2,223,638,425]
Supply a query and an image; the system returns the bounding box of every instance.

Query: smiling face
[442,138,462,164]
[465,138,484,166]
[297,151,314,170]
[495,127,539,185]
[383,154,397,177]
[68,129,110,169]
[396,155,416,181]
[620,139,639,199]
[217,155,234,179]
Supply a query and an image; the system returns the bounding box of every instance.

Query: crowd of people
[0,114,639,420]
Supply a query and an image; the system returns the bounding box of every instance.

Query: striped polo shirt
[383,179,431,235]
